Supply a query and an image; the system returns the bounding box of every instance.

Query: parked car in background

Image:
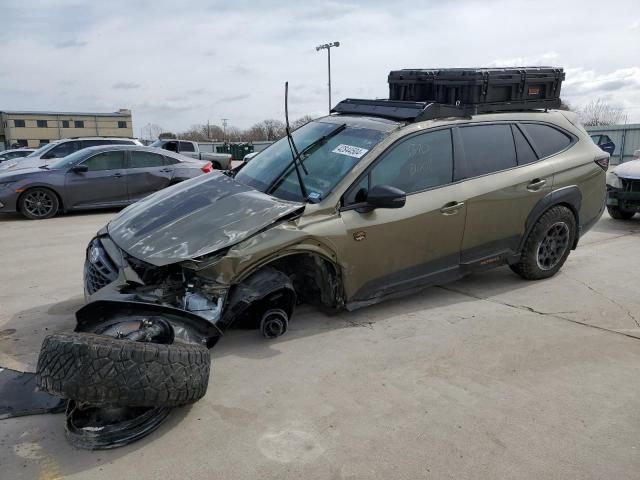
[149,139,232,170]
[0,148,35,164]
[0,137,143,171]
[0,145,212,219]
[230,150,260,170]
[606,158,640,219]
[590,134,616,156]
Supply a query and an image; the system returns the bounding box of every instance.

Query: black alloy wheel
[20,188,59,219]
[536,222,571,271]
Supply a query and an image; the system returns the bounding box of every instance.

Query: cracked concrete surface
[1,210,640,479]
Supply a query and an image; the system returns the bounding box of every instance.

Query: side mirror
[357,184,406,213]
[71,164,89,173]
[600,141,615,155]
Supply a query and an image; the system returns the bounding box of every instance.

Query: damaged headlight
[606,172,623,189]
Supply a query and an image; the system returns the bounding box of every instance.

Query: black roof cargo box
[388,67,564,109]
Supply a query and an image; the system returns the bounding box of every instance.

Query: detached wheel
[19,187,59,220]
[36,332,210,408]
[510,206,576,280]
[607,205,635,220]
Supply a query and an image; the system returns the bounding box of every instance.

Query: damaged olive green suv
[35,93,607,449]
[82,101,607,339]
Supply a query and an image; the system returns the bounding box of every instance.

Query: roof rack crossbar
[332,97,561,122]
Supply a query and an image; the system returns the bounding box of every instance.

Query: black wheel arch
[521,186,581,252]
[220,252,345,331]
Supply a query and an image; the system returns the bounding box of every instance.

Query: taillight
[201,162,213,173]
[594,155,609,171]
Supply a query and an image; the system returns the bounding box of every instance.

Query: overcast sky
[1,0,639,136]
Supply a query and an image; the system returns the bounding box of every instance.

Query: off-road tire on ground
[510,205,576,280]
[607,205,635,220]
[19,187,60,220]
[36,332,210,408]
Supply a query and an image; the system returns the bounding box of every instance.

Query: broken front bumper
[83,235,228,343]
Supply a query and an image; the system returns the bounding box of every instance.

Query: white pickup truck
[150,139,232,170]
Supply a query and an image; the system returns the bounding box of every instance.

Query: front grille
[84,240,119,295]
[623,179,640,193]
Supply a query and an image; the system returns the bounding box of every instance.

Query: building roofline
[585,124,640,131]
[0,110,131,117]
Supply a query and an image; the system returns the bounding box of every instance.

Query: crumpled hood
[612,159,640,180]
[108,172,304,266]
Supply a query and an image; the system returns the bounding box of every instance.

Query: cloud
[55,39,87,49]
[562,67,640,114]
[113,82,141,90]
[0,0,638,136]
[216,94,251,104]
[490,52,560,67]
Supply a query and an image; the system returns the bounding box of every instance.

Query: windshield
[26,143,54,158]
[47,149,88,169]
[234,120,387,202]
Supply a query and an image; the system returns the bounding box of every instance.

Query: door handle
[527,179,547,191]
[112,173,122,178]
[159,168,173,173]
[440,201,465,215]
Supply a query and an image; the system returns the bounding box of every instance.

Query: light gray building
[586,124,640,165]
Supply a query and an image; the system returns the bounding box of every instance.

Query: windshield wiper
[284,82,309,201]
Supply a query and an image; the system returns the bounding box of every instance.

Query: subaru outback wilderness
[35,67,607,448]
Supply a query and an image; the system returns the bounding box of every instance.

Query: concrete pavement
[1,210,640,479]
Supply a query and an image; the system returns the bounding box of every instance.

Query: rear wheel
[510,206,576,280]
[19,187,59,220]
[607,205,635,220]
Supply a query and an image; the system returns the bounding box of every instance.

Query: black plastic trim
[520,186,582,251]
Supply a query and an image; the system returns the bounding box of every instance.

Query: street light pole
[221,118,228,143]
[316,41,340,113]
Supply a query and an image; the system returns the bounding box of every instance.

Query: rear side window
[457,124,516,179]
[130,151,164,168]
[82,151,125,171]
[512,126,538,165]
[521,123,572,159]
[179,141,195,152]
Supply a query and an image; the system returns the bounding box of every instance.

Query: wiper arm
[269,120,347,199]
[284,82,309,200]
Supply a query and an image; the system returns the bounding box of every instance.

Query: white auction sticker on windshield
[332,144,369,159]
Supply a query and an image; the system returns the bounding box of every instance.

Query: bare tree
[579,98,628,126]
[172,115,314,143]
[180,124,225,142]
[251,119,286,141]
[291,115,316,130]
[142,123,164,141]
[159,132,176,139]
